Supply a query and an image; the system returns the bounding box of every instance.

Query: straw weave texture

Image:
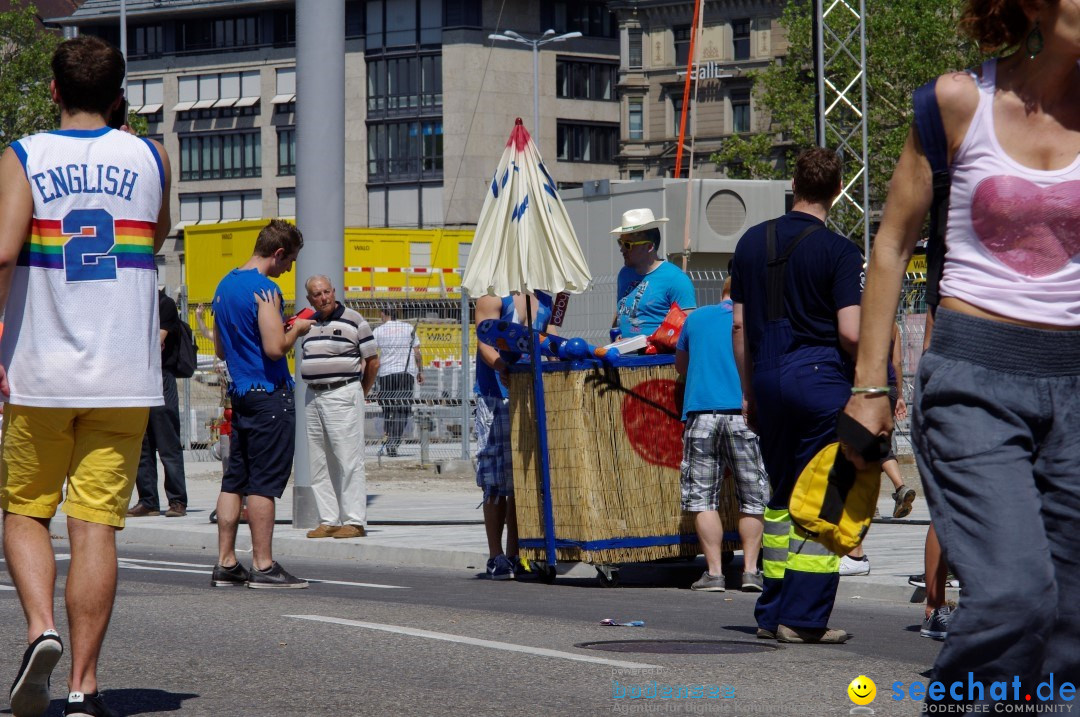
[510,363,740,565]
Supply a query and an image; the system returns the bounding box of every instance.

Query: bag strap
[766,220,824,322]
[403,324,417,374]
[913,79,951,314]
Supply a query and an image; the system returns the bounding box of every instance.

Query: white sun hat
[609,207,669,235]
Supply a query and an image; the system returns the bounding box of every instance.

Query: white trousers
[305,381,366,526]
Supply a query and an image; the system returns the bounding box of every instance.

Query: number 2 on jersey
[62,208,117,283]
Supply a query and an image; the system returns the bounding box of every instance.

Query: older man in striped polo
[300,275,380,539]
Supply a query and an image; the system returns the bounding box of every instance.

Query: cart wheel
[596,565,621,588]
[538,563,557,584]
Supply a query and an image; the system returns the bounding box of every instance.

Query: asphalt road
[0,543,943,717]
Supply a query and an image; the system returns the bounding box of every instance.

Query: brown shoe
[332,525,366,539]
[126,503,159,517]
[306,524,340,539]
[165,502,187,518]
[776,624,850,644]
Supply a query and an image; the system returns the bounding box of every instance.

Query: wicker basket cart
[509,353,740,586]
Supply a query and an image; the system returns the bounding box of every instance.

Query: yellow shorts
[0,405,150,528]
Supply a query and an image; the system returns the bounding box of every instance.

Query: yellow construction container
[183,221,476,370]
[184,220,472,303]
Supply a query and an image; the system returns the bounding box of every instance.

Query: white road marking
[2,555,408,589]
[285,615,663,670]
[111,559,408,589]
[0,585,16,591]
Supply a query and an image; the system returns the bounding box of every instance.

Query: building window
[733,18,751,61]
[556,122,618,163]
[556,58,616,101]
[628,98,643,140]
[174,71,260,119]
[628,28,642,69]
[672,94,692,137]
[180,192,262,224]
[179,131,261,181]
[272,9,295,45]
[732,89,751,133]
[277,128,296,176]
[130,25,163,59]
[178,16,259,52]
[271,67,296,109]
[629,170,645,181]
[444,0,482,27]
[367,54,441,117]
[127,78,164,123]
[366,0,443,51]
[368,120,443,180]
[544,1,616,38]
[674,26,691,67]
[277,188,296,218]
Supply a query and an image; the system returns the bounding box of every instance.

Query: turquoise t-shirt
[213,268,294,396]
[616,261,697,338]
[676,300,742,420]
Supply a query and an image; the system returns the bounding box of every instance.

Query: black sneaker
[246,562,309,589]
[211,561,250,587]
[9,630,63,717]
[64,691,117,717]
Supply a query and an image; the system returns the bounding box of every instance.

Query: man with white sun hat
[610,208,697,340]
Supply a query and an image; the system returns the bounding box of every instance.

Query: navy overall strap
[766,220,824,322]
[913,79,950,313]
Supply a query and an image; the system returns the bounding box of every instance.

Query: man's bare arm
[149,138,172,253]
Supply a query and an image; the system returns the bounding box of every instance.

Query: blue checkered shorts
[680,413,769,514]
[473,394,513,501]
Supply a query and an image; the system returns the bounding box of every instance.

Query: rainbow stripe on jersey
[19,217,156,271]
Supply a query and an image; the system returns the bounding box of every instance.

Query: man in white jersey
[0,36,171,717]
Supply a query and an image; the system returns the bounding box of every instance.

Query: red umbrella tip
[507,121,532,150]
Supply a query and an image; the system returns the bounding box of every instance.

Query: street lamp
[488,28,583,144]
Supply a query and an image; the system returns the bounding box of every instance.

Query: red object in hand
[285,307,315,329]
[221,408,232,436]
[621,378,684,469]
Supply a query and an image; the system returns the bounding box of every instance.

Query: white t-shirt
[373,319,419,377]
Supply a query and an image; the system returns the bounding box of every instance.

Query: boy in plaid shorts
[676,279,769,592]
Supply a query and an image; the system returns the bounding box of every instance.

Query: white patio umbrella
[461,118,592,297]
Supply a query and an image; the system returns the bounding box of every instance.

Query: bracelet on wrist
[851,386,890,396]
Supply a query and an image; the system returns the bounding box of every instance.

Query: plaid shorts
[473,394,513,501]
[680,412,769,514]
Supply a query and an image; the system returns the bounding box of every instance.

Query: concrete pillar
[292,0,345,529]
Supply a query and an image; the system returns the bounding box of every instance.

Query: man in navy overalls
[730,148,865,644]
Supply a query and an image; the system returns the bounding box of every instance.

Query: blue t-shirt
[213,268,294,396]
[730,212,863,361]
[616,261,697,338]
[474,292,553,399]
[676,301,743,419]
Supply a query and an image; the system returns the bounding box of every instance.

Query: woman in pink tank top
[845,0,1080,701]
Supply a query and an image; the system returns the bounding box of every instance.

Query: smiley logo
[847,675,876,706]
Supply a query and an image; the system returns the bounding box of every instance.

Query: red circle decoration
[621,379,684,469]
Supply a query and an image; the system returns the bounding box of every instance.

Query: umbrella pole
[526,295,558,571]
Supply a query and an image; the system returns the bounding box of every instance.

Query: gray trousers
[913,310,1080,691]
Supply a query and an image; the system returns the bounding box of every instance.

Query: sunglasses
[617,238,653,249]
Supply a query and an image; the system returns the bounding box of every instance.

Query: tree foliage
[712,0,984,218]
[0,1,60,150]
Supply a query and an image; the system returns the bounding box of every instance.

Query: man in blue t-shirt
[610,208,696,339]
[730,148,863,645]
[676,278,769,594]
[211,219,314,590]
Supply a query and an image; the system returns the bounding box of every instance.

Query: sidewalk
[51,455,947,604]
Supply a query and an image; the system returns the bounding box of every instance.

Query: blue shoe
[486,555,513,581]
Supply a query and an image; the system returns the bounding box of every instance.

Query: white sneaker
[839,555,870,576]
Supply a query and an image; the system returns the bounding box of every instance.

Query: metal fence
[175,269,930,463]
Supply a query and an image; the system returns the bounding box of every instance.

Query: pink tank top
[940,59,1080,326]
